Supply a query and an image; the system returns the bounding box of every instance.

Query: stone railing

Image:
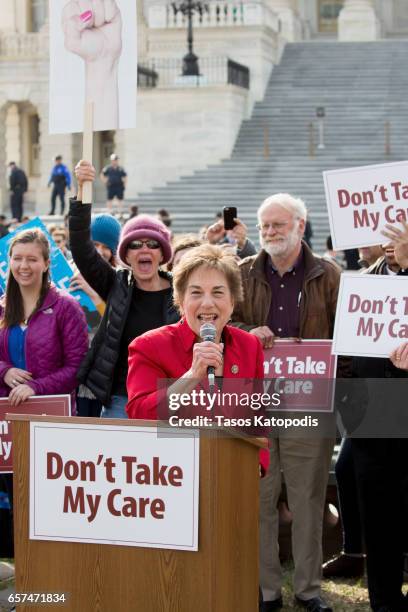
[148,0,280,31]
[145,56,250,89]
[138,65,159,88]
[0,32,48,60]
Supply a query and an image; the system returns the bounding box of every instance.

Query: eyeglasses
[127,239,161,250]
[256,222,289,232]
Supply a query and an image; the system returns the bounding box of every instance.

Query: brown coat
[232,242,341,340]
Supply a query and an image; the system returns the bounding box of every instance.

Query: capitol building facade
[0,0,407,213]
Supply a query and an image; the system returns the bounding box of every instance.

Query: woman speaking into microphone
[126,244,269,471]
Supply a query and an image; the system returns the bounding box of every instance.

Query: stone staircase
[131,41,408,253]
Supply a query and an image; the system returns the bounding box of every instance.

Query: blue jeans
[100,395,128,419]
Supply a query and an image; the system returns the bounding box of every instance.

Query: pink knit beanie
[118,214,173,265]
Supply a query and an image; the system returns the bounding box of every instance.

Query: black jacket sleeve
[68,198,117,302]
[237,238,257,259]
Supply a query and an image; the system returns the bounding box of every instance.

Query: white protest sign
[30,422,199,551]
[49,0,137,133]
[332,273,408,357]
[323,161,408,250]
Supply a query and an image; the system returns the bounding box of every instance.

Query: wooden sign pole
[82,102,94,204]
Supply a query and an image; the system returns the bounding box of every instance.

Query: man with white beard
[233,194,341,612]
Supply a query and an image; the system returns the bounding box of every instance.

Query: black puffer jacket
[69,199,179,404]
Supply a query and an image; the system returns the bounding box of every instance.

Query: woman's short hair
[173,243,243,310]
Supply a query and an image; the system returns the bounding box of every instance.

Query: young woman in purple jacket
[0,228,88,410]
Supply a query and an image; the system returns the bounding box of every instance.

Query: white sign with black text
[324,161,408,250]
[332,273,408,357]
[30,422,199,550]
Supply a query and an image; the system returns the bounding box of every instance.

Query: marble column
[268,0,302,42]
[5,103,21,166]
[338,0,380,41]
[138,0,149,63]
[1,0,17,31]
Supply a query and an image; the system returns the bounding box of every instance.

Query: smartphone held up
[223,206,237,230]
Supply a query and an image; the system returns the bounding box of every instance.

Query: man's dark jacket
[9,167,28,193]
[232,241,340,341]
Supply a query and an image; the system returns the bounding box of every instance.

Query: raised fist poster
[49,0,137,133]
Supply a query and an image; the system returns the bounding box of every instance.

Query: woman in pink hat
[68,160,179,418]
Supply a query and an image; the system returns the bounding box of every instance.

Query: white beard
[261,225,300,258]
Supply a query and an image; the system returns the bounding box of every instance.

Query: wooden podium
[9,415,265,612]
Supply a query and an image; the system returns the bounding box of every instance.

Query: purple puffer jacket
[0,286,88,412]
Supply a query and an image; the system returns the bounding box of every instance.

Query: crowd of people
[1,157,408,612]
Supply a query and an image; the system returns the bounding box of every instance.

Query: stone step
[135,40,408,248]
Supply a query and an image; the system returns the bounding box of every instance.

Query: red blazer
[126,320,269,473]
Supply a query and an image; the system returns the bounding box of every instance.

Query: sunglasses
[128,239,161,250]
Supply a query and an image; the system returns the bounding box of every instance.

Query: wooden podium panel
[10,416,263,612]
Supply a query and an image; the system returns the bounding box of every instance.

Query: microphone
[199,322,217,391]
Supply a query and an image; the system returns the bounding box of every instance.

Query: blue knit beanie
[91,214,121,255]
